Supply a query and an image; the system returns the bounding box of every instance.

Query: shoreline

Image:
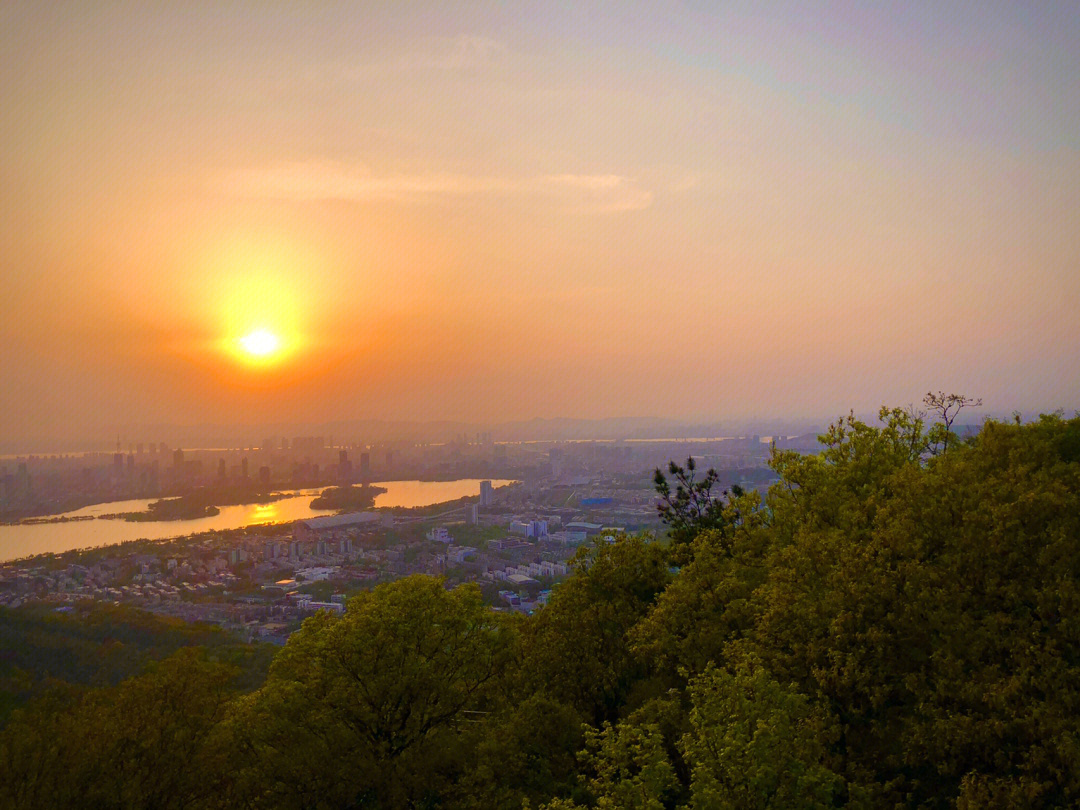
[0,479,518,565]
[0,476,507,525]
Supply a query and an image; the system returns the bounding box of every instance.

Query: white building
[447,545,477,564]
[509,519,549,539]
[427,527,453,543]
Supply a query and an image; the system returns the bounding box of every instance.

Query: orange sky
[2,3,1078,444]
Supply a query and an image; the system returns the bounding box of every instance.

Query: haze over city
[3,2,1078,446]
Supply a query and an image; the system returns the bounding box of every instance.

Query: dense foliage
[2,409,1079,809]
[0,604,273,723]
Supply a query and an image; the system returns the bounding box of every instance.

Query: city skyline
[3,3,1078,444]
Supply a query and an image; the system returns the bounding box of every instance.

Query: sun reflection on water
[251,502,278,523]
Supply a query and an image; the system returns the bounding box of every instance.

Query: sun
[239,329,282,358]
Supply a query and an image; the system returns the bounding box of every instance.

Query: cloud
[218,161,653,213]
[418,35,506,71]
[314,35,506,82]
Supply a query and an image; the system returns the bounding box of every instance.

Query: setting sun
[239,329,281,358]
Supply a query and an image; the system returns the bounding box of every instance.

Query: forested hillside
[0,605,274,724]
[2,408,1078,809]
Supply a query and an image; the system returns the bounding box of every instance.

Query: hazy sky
[2,2,1078,443]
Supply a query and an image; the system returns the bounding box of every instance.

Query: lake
[0,479,515,562]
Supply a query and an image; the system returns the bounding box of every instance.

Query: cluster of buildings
[1,433,804,644]
[2,430,796,525]
[0,501,601,642]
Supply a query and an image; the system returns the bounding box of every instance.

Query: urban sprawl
[0,433,818,642]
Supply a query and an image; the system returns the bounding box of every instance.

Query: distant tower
[479,480,494,506]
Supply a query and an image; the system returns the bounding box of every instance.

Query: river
[0,479,515,562]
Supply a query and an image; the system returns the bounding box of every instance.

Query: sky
[2,2,1078,445]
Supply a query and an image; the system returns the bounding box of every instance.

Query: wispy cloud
[415,35,506,71]
[218,161,653,213]
[312,35,506,83]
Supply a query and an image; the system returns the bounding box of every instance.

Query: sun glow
[240,329,281,357]
[197,234,322,370]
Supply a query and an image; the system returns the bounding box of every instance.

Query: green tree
[230,576,512,809]
[681,661,842,810]
[748,413,1080,806]
[459,694,586,809]
[630,517,767,682]
[542,721,680,810]
[522,536,672,725]
[653,459,742,559]
[0,648,238,810]
[923,390,981,454]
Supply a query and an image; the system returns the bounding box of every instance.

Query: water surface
[0,479,514,562]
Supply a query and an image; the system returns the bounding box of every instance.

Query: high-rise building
[15,462,30,497]
[292,436,325,454]
[479,480,494,506]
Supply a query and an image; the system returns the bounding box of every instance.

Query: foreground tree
[522,535,672,726]
[653,458,743,561]
[681,661,842,809]
[748,413,1080,807]
[923,390,982,453]
[0,649,238,810]
[229,576,513,809]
